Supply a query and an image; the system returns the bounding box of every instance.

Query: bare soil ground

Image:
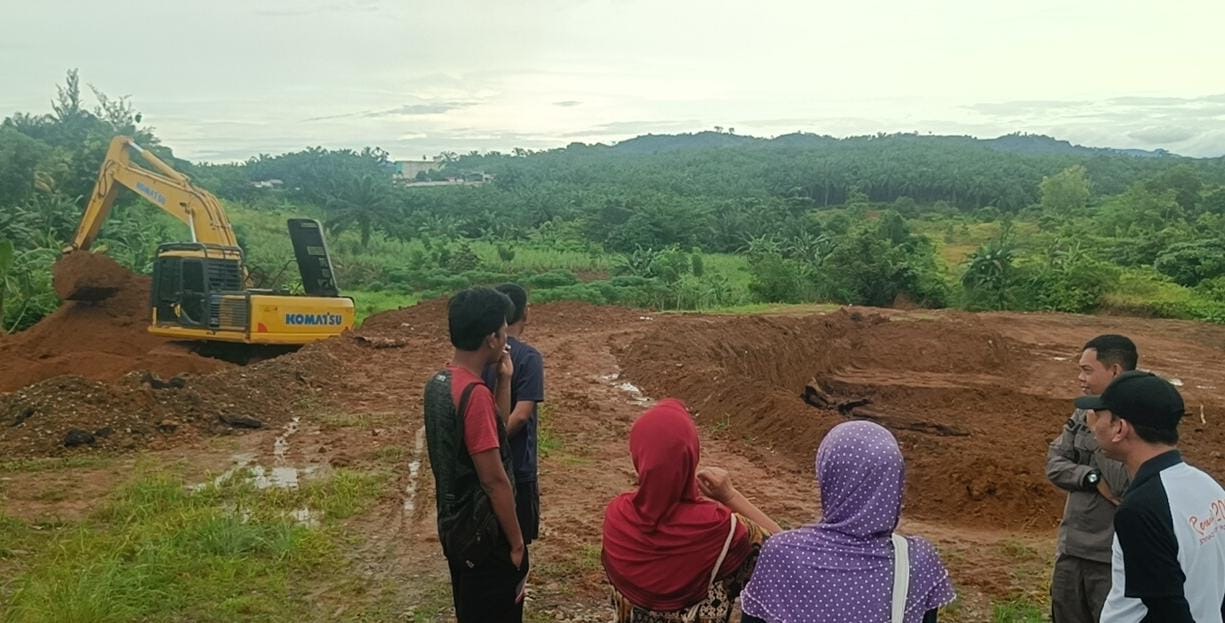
[4,262,1225,620]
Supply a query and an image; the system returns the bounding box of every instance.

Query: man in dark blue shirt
[483,283,545,545]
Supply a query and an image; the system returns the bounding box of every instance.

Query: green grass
[470,241,612,273]
[939,599,967,621]
[372,444,410,462]
[0,512,44,563]
[406,578,456,623]
[317,410,398,432]
[0,456,115,475]
[576,543,603,574]
[530,543,603,600]
[664,302,841,316]
[913,220,1000,266]
[991,598,1047,622]
[26,488,70,503]
[535,403,591,466]
[537,403,562,459]
[229,201,761,315]
[914,219,1040,269]
[0,464,388,622]
[348,290,419,325]
[999,539,1042,562]
[1101,267,1225,323]
[701,253,751,289]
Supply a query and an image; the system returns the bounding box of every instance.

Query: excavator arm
[68,136,239,251]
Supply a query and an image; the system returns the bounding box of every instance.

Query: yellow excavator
[65,135,355,345]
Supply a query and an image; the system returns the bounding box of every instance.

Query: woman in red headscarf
[602,399,782,622]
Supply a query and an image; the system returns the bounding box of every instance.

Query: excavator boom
[68,136,239,251]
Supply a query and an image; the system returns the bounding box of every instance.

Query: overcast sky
[3,0,1224,161]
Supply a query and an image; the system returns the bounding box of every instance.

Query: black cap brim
[1075,395,1108,410]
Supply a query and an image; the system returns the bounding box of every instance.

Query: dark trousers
[516,480,540,545]
[448,545,528,623]
[1051,553,1112,623]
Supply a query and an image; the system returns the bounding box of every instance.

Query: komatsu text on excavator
[65,136,355,345]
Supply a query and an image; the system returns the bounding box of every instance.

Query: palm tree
[962,237,1016,310]
[321,173,396,248]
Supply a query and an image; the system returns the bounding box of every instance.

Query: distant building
[400,172,495,189]
[250,179,284,189]
[394,159,443,180]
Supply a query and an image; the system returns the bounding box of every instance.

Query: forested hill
[447,131,1223,214]
[603,131,1175,159]
[5,71,1224,333]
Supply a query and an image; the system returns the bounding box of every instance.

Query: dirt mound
[0,293,448,458]
[0,336,351,457]
[53,251,132,301]
[359,297,644,341]
[0,252,232,393]
[360,297,450,337]
[0,296,645,458]
[528,301,646,334]
[616,308,1070,529]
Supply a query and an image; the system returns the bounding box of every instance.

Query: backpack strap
[456,381,480,421]
[708,513,739,589]
[891,533,911,623]
[454,381,480,456]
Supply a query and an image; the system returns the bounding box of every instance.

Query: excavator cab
[150,243,245,331]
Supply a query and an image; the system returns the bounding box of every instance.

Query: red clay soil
[0,334,342,457]
[6,270,1225,539]
[0,295,453,458]
[358,297,450,337]
[0,296,643,458]
[0,252,232,393]
[615,308,1225,530]
[53,251,134,301]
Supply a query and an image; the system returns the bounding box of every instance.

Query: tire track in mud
[402,425,427,516]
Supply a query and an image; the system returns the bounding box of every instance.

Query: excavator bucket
[54,251,128,302]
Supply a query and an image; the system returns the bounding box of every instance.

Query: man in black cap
[1077,371,1225,623]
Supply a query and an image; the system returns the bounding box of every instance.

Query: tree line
[3,70,1225,332]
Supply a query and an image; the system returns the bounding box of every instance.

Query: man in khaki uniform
[1046,335,1135,623]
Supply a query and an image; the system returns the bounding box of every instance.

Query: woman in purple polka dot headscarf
[740,421,956,623]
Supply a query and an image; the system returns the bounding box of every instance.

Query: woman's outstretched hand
[697,466,736,503]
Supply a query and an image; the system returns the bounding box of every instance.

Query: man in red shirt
[424,287,527,622]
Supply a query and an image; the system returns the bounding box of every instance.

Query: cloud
[553,100,582,107]
[560,119,702,138]
[305,101,475,122]
[972,94,1225,120]
[1106,94,1225,108]
[961,94,1225,156]
[966,100,1088,117]
[1108,96,1192,106]
[1127,126,1199,144]
[363,102,476,118]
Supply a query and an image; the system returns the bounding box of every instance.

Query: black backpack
[423,369,514,567]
